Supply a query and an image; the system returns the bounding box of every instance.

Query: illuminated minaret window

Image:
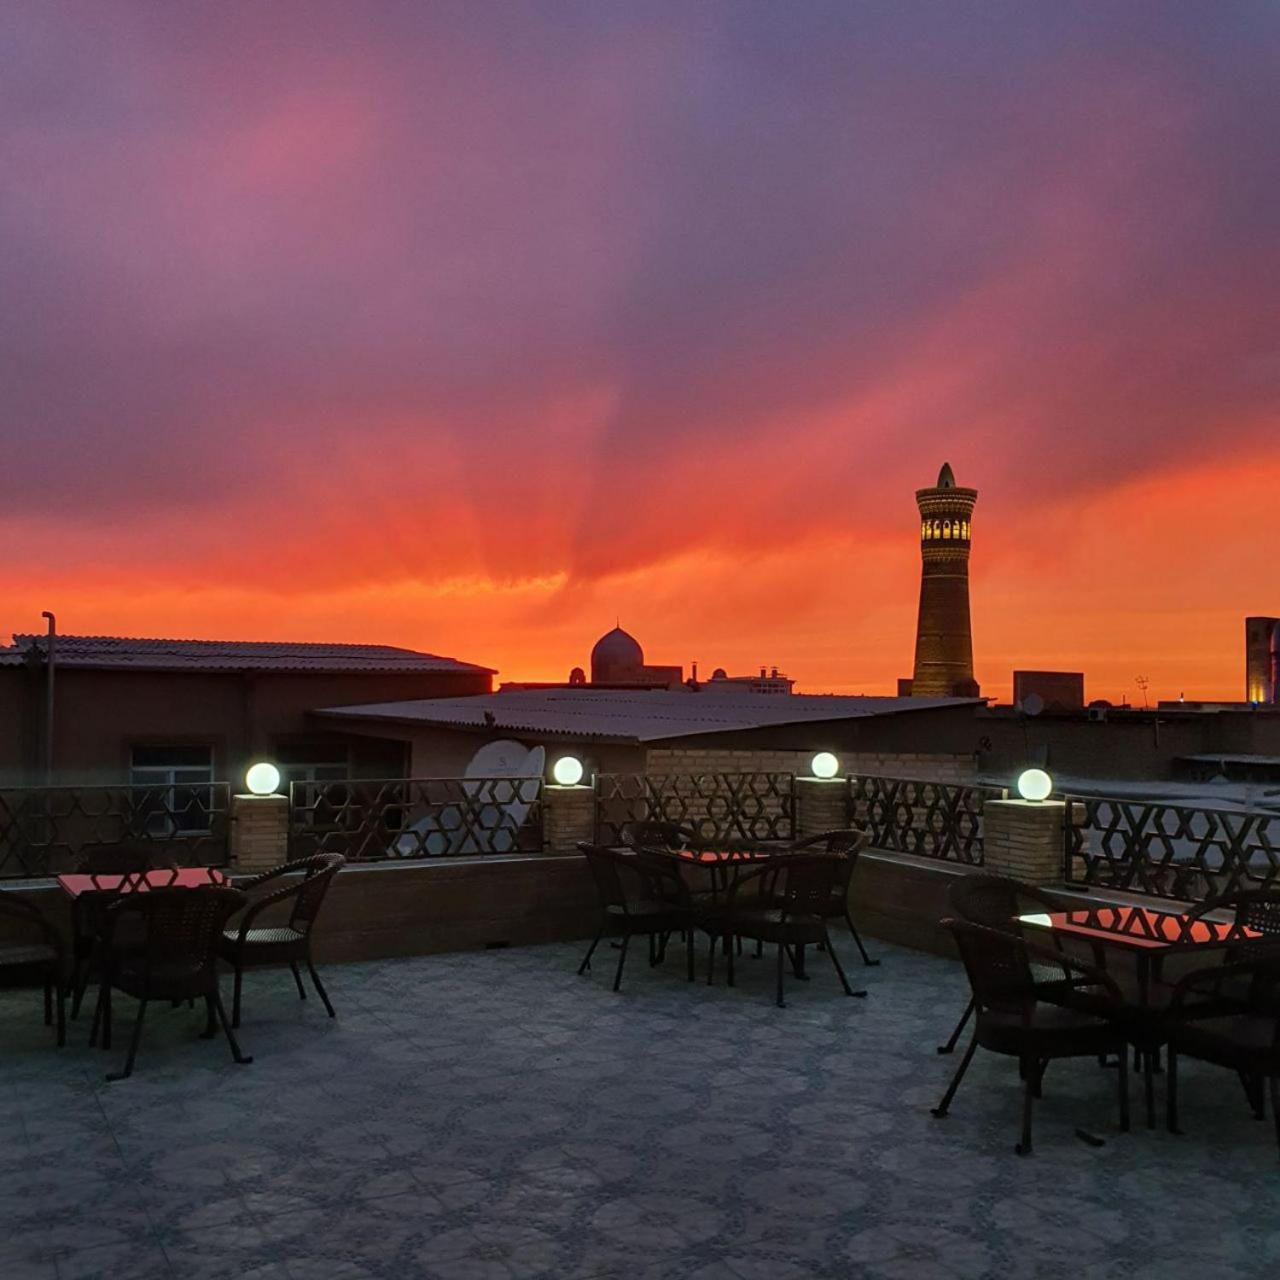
[911,462,980,698]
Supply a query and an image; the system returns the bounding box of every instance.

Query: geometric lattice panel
[594,773,796,848]
[289,776,544,861]
[847,775,1004,865]
[1064,795,1280,902]
[0,782,230,879]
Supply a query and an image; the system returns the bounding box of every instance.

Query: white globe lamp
[552,755,585,787]
[1016,768,1053,803]
[811,752,840,780]
[245,762,281,796]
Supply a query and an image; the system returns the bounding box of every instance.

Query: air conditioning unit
[1087,706,1108,723]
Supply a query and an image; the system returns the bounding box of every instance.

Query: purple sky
[2,2,1277,697]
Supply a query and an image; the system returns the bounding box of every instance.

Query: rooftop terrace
[3,937,1277,1280]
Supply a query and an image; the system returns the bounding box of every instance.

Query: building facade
[0,634,493,789]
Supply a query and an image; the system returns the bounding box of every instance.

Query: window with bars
[128,744,216,835]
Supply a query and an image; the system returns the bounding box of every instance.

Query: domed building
[581,626,683,689]
[590,626,645,683]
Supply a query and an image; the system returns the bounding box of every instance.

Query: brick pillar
[796,777,849,841]
[230,793,289,873]
[543,785,595,854]
[983,800,1066,886]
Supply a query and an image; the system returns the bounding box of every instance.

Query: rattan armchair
[709,855,865,1007]
[217,854,345,1027]
[576,844,701,990]
[90,885,250,1081]
[932,918,1129,1155]
[0,891,67,1046]
[620,821,701,851]
[69,842,158,1019]
[1165,958,1280,1152]
[787,829,877,966]
[935,873,1085,1055]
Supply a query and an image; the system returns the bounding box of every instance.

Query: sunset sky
[2,2,1276,704]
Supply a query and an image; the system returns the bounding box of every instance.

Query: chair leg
[306,956,335,1018]
[107,999,147,1082]
[612,930,631,992]
[232,963,244,1029]
[775,941,786,1008]
[1166,1044,1180,1135]
[53,972,66,1048]
[71,957,91,1020]
[822,928,867,999]
[1270,1076,1280,1159]
[726,934,736,988]
[43,978,53,1026]
[212,987,253,1065]
[1143,1049,1156,1130]
[1015,1059,1035,1156]
[706,934,716,986]
[577,927,605,976]
[289,961,308,1001]
[1239,1070,1265,1120]
[90,980,113,1051]
[845,910,880,966]
[201,995,218,1039]
[938,997,975,1055]
[1117,1040,1129,1132]
[931,1031,978,1117]
[685,929,695,983]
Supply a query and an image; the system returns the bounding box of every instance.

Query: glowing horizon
[2,4,1276,707]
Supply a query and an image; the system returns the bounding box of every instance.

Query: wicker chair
[576,844,700,990]
[216,854,345,1028]
[932,918,1129,1155]
[787,829,878,966]
[936,873,1082,1055]
[90,885,250,1081]
[1185,890,1280,959]
[709,855,866,1007]
[69,842,159,1018]
[620,821,700,850]
[0,892,67,1046]
[1165,957,1280,1153]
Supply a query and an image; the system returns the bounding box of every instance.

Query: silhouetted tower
[911,463,980,697]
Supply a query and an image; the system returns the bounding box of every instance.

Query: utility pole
[41,611,56,785]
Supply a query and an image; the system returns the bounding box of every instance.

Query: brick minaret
[910,462,980,697]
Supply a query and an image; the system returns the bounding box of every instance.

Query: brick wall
[645,747,976,782]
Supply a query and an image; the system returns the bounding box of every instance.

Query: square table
[1018,904,1263,1126]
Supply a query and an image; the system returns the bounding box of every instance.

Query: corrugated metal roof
[314,687,981,743]
[3,634,494,676]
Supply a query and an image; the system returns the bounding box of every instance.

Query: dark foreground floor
[2,936,1278,1280]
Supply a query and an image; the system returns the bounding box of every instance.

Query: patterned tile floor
[2,936,1279,1280]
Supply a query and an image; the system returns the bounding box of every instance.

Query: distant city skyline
[2,3,1276,705]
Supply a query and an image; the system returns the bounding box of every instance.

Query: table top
[1018,905,1262,953]
[56,866,229,898]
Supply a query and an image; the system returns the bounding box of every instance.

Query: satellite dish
[1021,693,1045,717]
[391,740,546,857]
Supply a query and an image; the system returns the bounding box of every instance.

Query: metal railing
[847,774,1004,865]
[288,776,544,861]
[1064,795,1280,901]
[594,772,796,848]
[0,782,231,878]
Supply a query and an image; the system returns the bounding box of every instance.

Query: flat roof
[1,634,494,676]
[314,687,982,743]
